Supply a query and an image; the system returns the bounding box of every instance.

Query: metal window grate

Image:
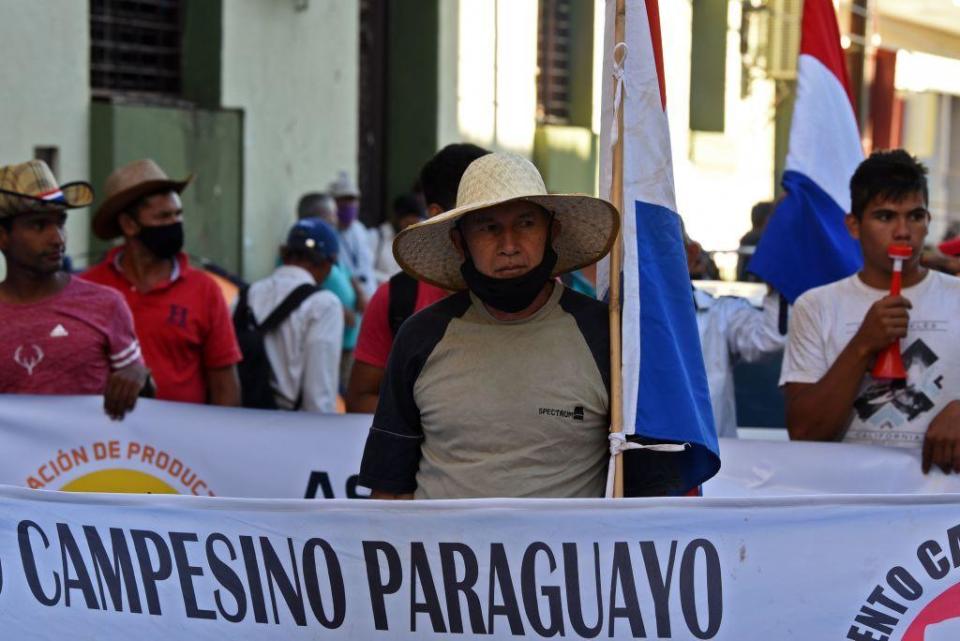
[91,0,182,96]
[537,0,572,125]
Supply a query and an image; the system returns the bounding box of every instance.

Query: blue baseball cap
[286,217,339,260]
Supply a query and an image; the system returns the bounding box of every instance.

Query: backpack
[233,283,319,409]
[387,271,418,336]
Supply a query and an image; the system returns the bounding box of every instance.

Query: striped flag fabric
[598,0,719,495]
[748,0,864,303]
[38,188,67,204]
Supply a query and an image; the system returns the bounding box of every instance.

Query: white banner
[0,486,958,639]
[0,395,369,499]
[1,396,959,498]
[705,438,960,497]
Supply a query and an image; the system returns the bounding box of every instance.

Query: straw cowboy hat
[393,152,619,291]
[0,160,93,219]
[92,159,192,240]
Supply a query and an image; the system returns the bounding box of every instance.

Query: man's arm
[350,277,369,313]
[103,362,150,420]
[348,281,393,413]
[101,293,149,420]
[923,400,960,474]
[346,361,384,413]
[725,291,786,362]
[206,365,241,406]
[357,314,433,497]
[786,294,911,441]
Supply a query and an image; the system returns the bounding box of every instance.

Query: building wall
[385,0,439,214]
[437,0,538,158]
[0,0,90,275]
[221,0,359,280]
[436,1,462,151]
[533,0,599,196]
[661,1,776,267]
[89,104,243,272]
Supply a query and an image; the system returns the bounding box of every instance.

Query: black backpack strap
[259,284,320,333]
[234,285,253,325]
[778,293,789,336]
[388,271,419,336]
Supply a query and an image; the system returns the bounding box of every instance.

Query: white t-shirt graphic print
[781,270,960,447]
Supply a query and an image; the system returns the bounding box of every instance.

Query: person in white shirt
[685,234,786,438]
[328,171,376,300]
[693,288,784,438]
[781,149,960,474]
[245,218,345,412]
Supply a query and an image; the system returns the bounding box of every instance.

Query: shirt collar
[274,264,317,285]
[108,245,185,288]
[693,286,715,311]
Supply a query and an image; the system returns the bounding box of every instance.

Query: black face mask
[460,242,558,313]
[137,221,184,259]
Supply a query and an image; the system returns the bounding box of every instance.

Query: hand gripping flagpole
[607,0,627,499]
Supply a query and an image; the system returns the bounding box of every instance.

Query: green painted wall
[566,0,595,129]
[533,125,598,196]
[533,0,597,197]
[774,81,797,197]
[89,103,243,273]
[385,0,439,220]
[689,0,728,133]
[182,0,223,109]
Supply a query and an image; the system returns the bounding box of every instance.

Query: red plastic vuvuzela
[871,244,913,381]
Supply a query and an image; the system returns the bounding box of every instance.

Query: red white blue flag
[38,188,66,204]
[749,0,864,303]
[598,0,719,495]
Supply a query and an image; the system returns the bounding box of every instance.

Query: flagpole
[609,0,626,499]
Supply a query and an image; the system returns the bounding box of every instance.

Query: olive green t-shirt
[358,283,610,499]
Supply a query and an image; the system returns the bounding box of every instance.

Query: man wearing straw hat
[358,152,619,499]
[83,159,241,406]
[0,160,148,419]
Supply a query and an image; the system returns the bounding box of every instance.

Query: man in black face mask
[358,152,620,499]
[84,159,242,406]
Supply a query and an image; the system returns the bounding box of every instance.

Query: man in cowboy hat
[83,159,242,406]
[0,160,148,419]
[358,152,619,499]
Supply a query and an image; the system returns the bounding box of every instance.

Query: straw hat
[92,159,192,240]
[393,152,619,291]
[0,160,93,219]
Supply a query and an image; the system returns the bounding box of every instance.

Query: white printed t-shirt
[780,270,960,447]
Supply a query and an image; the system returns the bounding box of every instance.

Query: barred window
[537,0,572,124]
[91,0,182,97]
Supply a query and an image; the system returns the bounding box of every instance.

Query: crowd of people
[1,143,958,498]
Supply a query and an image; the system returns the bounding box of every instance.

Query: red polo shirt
[354,279,448,369]
[82,247,241,403]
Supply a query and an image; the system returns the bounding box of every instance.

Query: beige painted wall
[0,0,90,277]
[661,0,776,265]
[221,0,359,280]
